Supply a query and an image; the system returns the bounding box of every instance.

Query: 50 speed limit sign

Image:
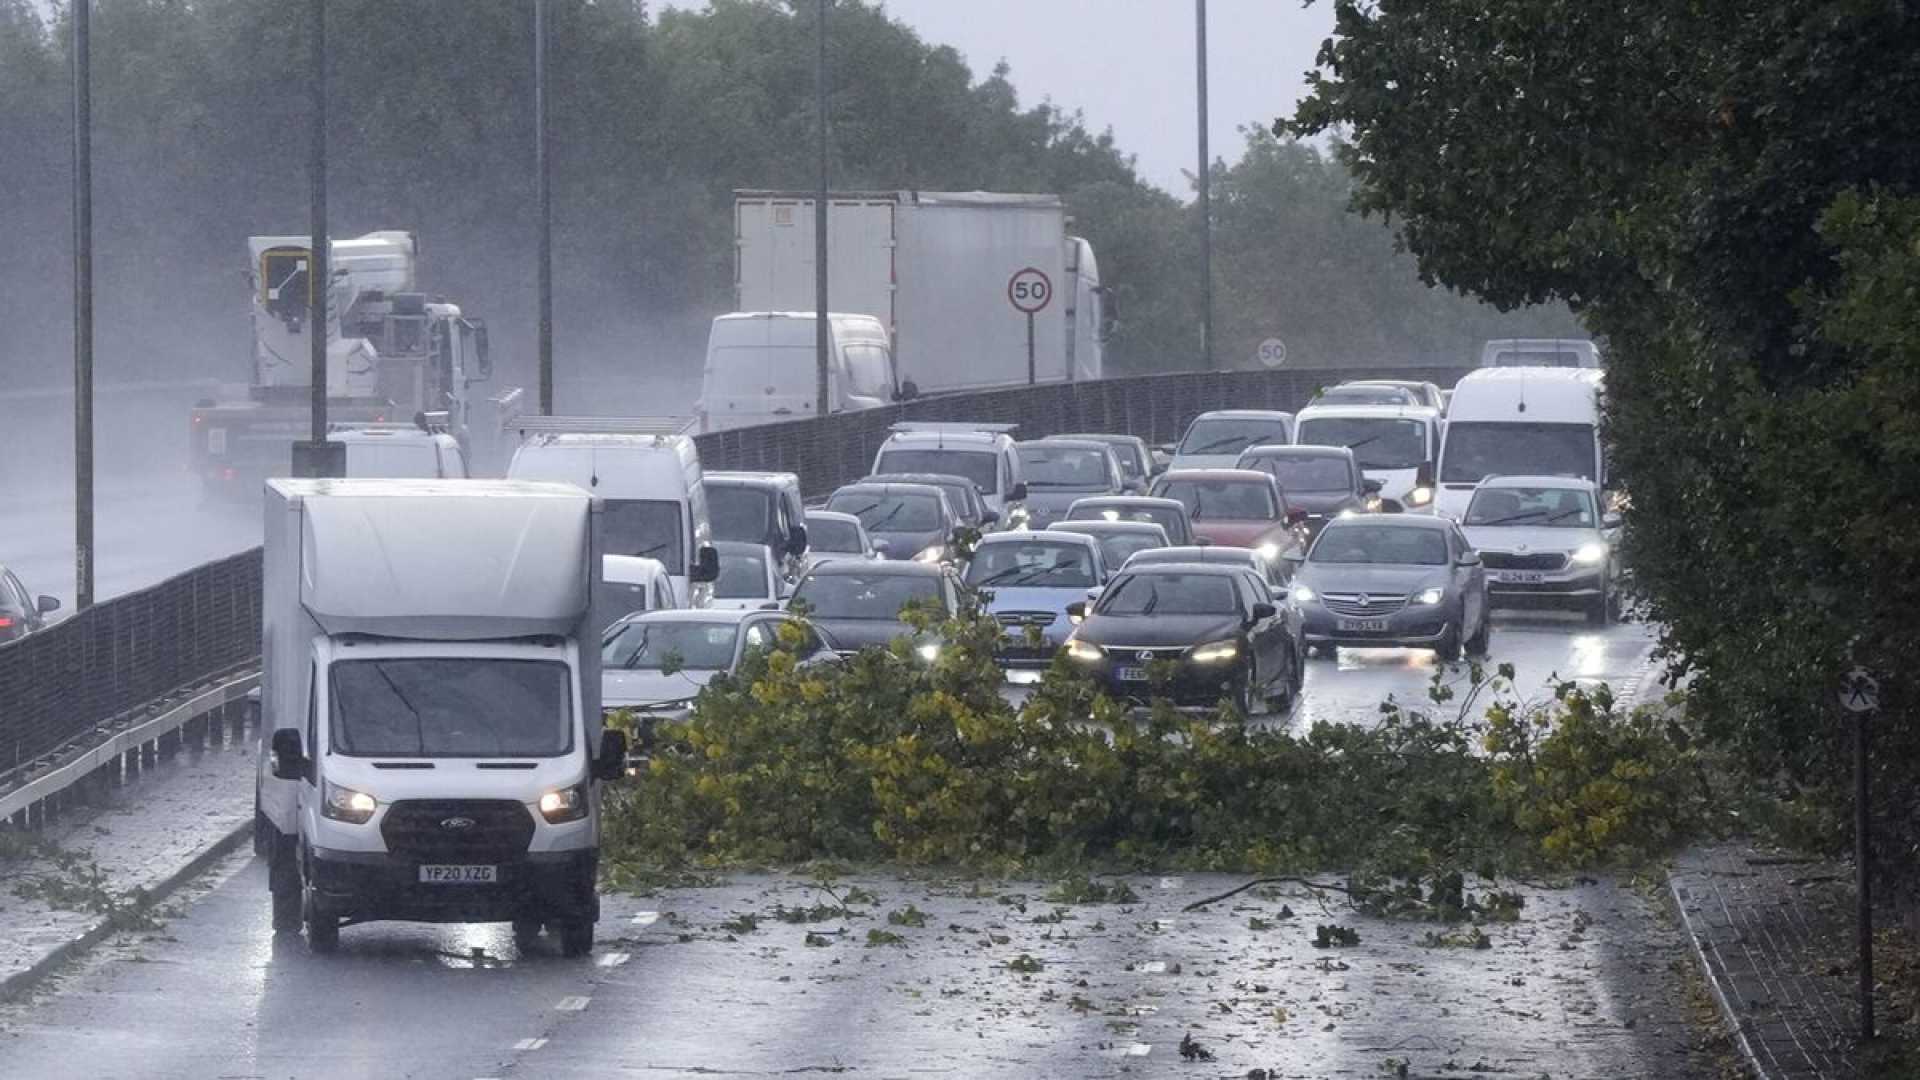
[1008,268,1053,314]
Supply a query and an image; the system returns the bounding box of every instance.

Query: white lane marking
[1157,877,1182,889]
[513,1037,548,1051]
[631,911,660,926]
[1138,960,1168,974]
[556,995,591,1011]
[1126,1043,1153,1057]
[596,951,631,968]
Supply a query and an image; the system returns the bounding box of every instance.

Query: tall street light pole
[72,0,93,609]
[1195,0,1214,371]
[814,0,831,419]
[535,0,554,415]
[292,0,342,478]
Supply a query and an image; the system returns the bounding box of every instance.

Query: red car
[1148,469,1309,565]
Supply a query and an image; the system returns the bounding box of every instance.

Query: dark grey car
[1015,439,1127,529]
[1235,444,1382,540]
[1288,515,1491,661]
[786,559,961,656]
[823,482,960,562]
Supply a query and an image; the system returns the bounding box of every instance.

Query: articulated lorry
[254,479,625,955]
[191,232,492,497]
[703,191,1108,432]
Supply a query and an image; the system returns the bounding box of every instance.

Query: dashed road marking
[1138,960,1168,974]
[631,911,660,926]
[513,1037,548,1051]
[596,950,631,968]
[556,995,591,1011]
[1125,1043,1153,1057]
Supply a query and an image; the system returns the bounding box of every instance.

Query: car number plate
[419,864,496,884]
[1117,666,1150,682]
[1336,618,1390,632]
[1492,571,1546,584]
[206,428,227,455]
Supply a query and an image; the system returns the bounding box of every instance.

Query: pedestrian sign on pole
[1840,667,1879,714]
[1256,338,1287,369]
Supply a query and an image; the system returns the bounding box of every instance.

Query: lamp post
[72,0,94,608]
[1195,0,1214,371]
[814,0,831,419]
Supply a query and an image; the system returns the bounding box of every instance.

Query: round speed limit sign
[1008,268,1053,314]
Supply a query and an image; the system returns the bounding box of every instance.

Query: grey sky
[877,0,1335,196]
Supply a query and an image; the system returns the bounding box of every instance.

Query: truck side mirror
[594,729,629,782]
[787,523,808,556]
[1009,482,1029,502]
[691,544,721,583]
[1416,462,1436,488]
[893,378,920,402]
[270,728,307,781]
[469,319,493,380]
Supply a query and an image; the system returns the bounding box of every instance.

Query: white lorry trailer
[254,479,626,955]
[731,190,1107,401]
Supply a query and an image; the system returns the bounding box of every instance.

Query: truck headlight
[913,545,946,563]
[1414,587,1444,606]
[1570,542,1607,566]
[1066,638,1104,663]
[321,781,378,825]
[1188,639,1239,664]
[1406,486,1434,507]
[538,783,590,824]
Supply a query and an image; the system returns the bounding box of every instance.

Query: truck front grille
[380,799,535,863]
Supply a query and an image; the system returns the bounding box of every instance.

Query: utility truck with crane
[190,231,492,497]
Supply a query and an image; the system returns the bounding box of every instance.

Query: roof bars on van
[888,422,1019,435]
[325,410,451,436]
[511,415,697,438]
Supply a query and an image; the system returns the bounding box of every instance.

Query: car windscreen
[714,551,772,598]
[1096,572,1240,616]
[792,572,943,620]
[602,620,739,670]
[826,491,942,533]
[595,578,653,620]
[1152,477,1278,521]
[330,658,572,758]
[706,486,772,544]
[605,499,684,569]
[1177,417,1290,457]
[875,449,998,493]
[806,517,863,552]
[1440,422,1597,484]
[343,441,441,478]
[1312,387,1415,406]
[1068,503,1185,541]
[1310,525,1449,566]
[1018,446,1111,490]
[1244,455,1352,493]
[1095,533,1165,569]
[1296,417,1427,470]
[964,541,1098,589]
[1464,486,1598,528]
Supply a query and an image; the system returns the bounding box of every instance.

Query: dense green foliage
[1290,0,1920,882]
[603,613,1707,878]
[0,0,1561,393]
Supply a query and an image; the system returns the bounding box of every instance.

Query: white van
[508,430,720,607]
[1292,403,1445,513]
[330,426,469,479]
[1434,368,1605,520]
[696,312,898,433]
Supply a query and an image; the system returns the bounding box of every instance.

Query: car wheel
[302,856,339,953]
[1233,671,1259,718]
[1291,645,1307,694]
[1266,653,1297,714]
[558,918,595,957]
[1435,625,1463,663]
[1585,588,1611,627]
[1466,611,1492,658]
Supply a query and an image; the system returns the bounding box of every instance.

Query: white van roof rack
[888,421,1018,435]
[511,415,696,437]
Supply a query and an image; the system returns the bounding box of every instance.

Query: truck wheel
[269,835,302,933]
[513,919,544,952]
[558,918,594,957]
[302,857,339,953]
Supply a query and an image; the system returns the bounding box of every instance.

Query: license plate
[206,428,227,455]
[418,864,496,884]
[1336,618,1390,632]
[1491,571,1546,584]
[1117,666,1150,682]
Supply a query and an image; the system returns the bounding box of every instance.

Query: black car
[1234,445,1382,539]
[1064,563,1301,715]
[786,559,961,656]
[0,565,60,644]
[862,472,997,531]
[823,482,962,562]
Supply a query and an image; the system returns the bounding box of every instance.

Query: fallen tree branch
[1181,876,1366,912]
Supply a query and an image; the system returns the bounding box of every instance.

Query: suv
[871,423,1028,523]
[0,565,59,643]
[1457,474,1622,624]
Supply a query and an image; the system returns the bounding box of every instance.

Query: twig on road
[1181,876,1365,912]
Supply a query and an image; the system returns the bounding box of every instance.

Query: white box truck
[254,478,626,956]
[733,190,1107,398]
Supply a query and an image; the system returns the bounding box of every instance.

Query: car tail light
[0,616,14,630]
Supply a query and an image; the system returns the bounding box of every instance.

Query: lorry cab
[330,425,469,479]
[1434,367,1606,520]
[1292,403,1445,514]
[254,480,626,956]
[696,312,897,433]
[506,427,720,608]
[870,423,1028,524]
[701,471,810,584]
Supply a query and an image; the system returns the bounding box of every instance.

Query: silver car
[1289,515,1491,661]
[1458,475,1622,624]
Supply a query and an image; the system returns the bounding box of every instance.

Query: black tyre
[1312,643,1339,661]
[269,835,302,933]
[1585,588,1611,627]
[558,918,594,957]
[1466,612,1493,658]
[1435,625,1463,663]
[1233,673,1258,719]
[302,857,339,953]
[513,919,544,952]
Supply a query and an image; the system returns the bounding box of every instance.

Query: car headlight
[1188,639,1239,664]
[1414,586,1444,605]
[916,642,942,662]
[538,782,590,824]
[1337,508,1357,519]
[1256,541,1281,560]
[1406,486,1434,507]
[321,781,377,825]
[1570,542,1607,566]
[1065,638,1104,663]
[1291,584,1316,604]
[913,545,946,563]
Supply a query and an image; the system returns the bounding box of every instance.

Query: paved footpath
[1669,843,1864,1078]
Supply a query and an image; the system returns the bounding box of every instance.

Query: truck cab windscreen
[1440,423,1597,484]
[1296,418,1426,470]
[706,487,772,544]
[605,500,685,569]
[330,659,572,758]
[875,450,997,494]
